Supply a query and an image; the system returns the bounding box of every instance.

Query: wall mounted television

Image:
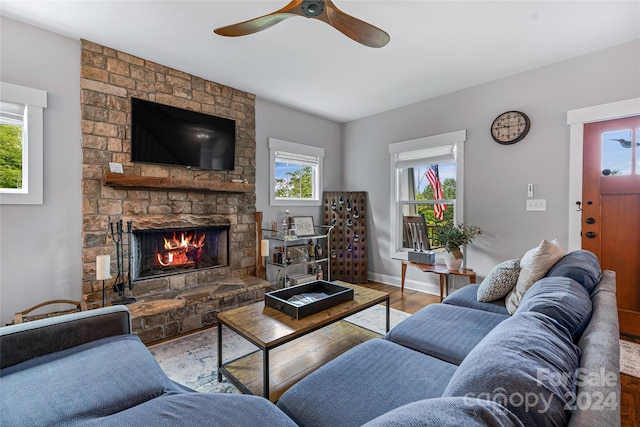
[131,97,236,171]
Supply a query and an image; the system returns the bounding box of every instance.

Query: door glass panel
[601,129,633,176]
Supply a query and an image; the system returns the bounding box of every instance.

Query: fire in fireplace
[156,231,206,268]
[131,226,229,281]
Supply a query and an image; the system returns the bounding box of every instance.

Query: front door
[582,116,640,337]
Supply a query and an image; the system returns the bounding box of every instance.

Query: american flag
[426,165,446,220]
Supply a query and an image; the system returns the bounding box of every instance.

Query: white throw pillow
[505,239,565,314]
[477,259,521,302]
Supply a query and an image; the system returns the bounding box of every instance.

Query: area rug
[620,339,640,378]
[149,304,410,393]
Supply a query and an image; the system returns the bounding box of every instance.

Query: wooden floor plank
[621,374,640,427]
[361,281,440,314]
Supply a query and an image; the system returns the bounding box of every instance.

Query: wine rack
[323,191,368,284]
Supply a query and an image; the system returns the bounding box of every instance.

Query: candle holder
[96,254,111,307]
[260,239,270,280]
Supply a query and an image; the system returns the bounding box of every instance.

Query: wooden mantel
[104,173,255,193]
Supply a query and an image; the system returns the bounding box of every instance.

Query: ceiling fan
[214,0,390,48]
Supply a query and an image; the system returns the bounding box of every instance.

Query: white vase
[444,248,463,271]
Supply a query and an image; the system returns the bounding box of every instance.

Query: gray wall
[0,17,82,326]
[344,40,640,290]
[255,98,343,229]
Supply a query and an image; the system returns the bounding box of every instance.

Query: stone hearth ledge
[129,276,270,344]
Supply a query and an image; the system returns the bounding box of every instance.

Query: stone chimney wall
[80,39,257,309]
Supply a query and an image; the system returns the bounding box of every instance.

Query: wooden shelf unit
[103,173,254,193]
[323,191,368,284]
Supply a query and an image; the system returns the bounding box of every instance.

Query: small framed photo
[292,216,315,237]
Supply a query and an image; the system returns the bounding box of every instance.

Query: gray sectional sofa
[277,250,621,427]
[0,250,620,426]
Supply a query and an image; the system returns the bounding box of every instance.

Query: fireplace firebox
[131,226,229,281]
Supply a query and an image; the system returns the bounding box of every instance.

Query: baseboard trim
[367,271,440,296]
[367,270,476,299]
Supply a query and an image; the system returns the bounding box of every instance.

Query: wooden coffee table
[217,282,389,402]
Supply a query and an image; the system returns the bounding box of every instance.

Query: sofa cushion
[363,397,522,427]
[362,397,524,427]
[545,250,602,294]
[0,335,186,426]
[443,284,509,315]
[80,392,297,427]
[443,312,580,427]
[477,259,521,302]
[385,303,508,365]
[516,277,592,337]
[277,338,458,427]
[505,239,565,314]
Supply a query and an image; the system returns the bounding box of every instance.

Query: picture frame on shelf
[292,216,315,237]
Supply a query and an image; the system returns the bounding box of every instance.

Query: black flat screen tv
[131,98,236,171]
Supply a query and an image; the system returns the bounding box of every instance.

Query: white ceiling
[2,1,639,122]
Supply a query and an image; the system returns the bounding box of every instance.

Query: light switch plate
[527,184,534,198]
[526,199,546,211]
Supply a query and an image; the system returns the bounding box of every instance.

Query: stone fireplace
[80,40,269,343]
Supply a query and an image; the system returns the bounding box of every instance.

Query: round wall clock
[491,111,531,145]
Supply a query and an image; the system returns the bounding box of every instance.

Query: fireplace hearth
[131,226,229,282]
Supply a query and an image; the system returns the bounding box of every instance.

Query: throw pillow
[505,239,564,314]
[477,259,520,302]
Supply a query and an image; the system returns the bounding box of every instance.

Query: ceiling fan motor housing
[302,0,325,17]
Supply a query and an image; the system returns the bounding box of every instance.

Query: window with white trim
[269,138,324,206]
[0,101,26,190]
[0,82,47,205]
[389,130,466,259]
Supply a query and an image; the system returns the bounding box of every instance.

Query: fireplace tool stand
[110,219,136,305]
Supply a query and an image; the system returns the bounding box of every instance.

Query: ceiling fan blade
[214,0,390,48]
[214,0,305,37]
[214,14,293,37]
[320,1,390,48]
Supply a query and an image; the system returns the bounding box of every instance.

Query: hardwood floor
[359,280,639,426]
[621,335,640,427]
[361,280,440,314]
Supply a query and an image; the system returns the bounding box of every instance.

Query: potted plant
[436,222,483,270]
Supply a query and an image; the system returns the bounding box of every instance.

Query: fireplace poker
[110,219,135,304]
[110,219,124,295]
[127,221,132,291]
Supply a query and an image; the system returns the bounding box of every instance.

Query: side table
[401,260,476,302]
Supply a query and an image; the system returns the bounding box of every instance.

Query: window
[0,101,25,190]
[389,130,466,259]
[0,82,47,205]
[269,137,324,206]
